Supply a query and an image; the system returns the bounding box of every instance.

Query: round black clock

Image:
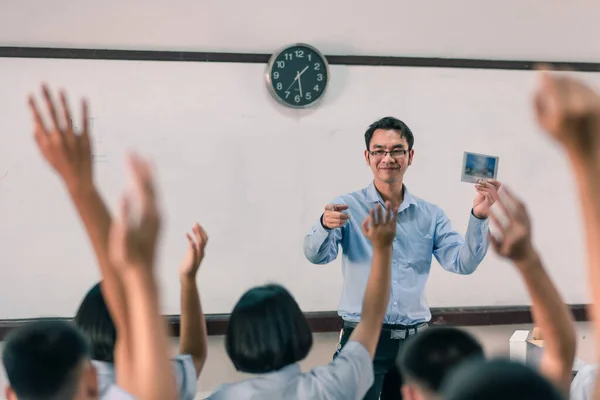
[265,43,330,108]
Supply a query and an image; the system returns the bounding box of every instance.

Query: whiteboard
[0,57,592,319]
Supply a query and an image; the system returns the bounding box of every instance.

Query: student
[209,203,398,399]
[440,358,564,400]
[531,71,600,399]
[29,85,207,398]
[74,225,206,399]
[2,319,125,400]
[398,186,576,399]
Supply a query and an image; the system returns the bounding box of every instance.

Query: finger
[375,204,383,225]
[361,217,370,236]
[186,233,196,248]
[369,208,376,225]
[192,223,205,246]
[28,96,49,135]
[59,90,76,146]
[81,98,90,143]
[333,204,349,211]
[486,179,502,189]
[498,186,520,217]
[489,202,510,232]
[196,224,208,245]
[128,154,156,212]
[42,84,63,134]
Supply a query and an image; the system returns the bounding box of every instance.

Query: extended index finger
[28,96,48,136]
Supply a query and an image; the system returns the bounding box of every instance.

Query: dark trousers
[334,322,425,400]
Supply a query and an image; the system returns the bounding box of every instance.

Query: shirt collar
[365,181,418,213]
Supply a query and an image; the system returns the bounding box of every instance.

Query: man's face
[364,129,413,184]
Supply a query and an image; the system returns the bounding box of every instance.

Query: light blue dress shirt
[303,182,490,325]
[207,340,373,400]
[93,354,197,400]
[570,364,597,400]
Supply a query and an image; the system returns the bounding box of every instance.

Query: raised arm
[179,223,208,378]
[348,202,396,357]
[532,71,600,398]
[489,186,576,396]
[433,179,499,274]
[28,86,131,372]
[108,154,177,400]
[303,202,348,264]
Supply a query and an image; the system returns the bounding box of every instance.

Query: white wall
[1,0,600,61]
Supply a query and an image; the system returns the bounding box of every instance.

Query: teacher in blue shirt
[303,116,501,400]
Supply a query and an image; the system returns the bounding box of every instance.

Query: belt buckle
[390,329,406,339]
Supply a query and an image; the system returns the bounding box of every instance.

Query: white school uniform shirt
[570,364,598,400]
[93,354,197,400]
[101,385,136,399]
[207,340,373,400]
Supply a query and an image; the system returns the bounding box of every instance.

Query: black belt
[342,320,428,339]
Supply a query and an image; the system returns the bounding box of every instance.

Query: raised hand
[322,203,350,229]
[361,201,397,249]
[180,223,208,279]
[28,84,93,193]
[109,154,160,270]
[488,186,535,263]
[472,179,501,219]
[533,72,600,156]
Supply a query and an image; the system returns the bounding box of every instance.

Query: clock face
[266,43,329,108]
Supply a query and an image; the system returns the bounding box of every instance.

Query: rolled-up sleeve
[172,354,198,400]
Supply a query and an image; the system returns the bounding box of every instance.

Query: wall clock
[265,43,330,108]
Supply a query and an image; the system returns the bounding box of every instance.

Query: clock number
[285,91,291,99]
[317,73,323,81]
[295,50,304,58]
[314,63,321,71]
[273,72,279,79]
[294,95,301,103]
[284,53,292,61]
[313,85,320,92]
[276,82,283,90]
[276,61,285,68]
[306,92,312,100]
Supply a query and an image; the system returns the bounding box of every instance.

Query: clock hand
[285,66,310,92]
[297,74,303,97]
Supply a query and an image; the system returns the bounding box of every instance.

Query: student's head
[440,358,563,400]
[225,284,313,374]
[74,282,116,363]
[398,327,484,400]
[364,116,415,185]
[3,320,98,400]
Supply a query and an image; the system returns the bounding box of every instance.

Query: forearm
[439,214,489,274]
[122,268,177,400]
[569,154,600,360]
[516,251,575,393]
[70,186,129,330]
[179,276,207,376]
[303,221,339,264]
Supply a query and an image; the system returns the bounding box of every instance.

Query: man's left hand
[472,179,501,219]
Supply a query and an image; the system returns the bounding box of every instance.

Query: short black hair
[74,282,117,363]
[2,320,91,400]
[441,358,564,400]
[398,327,484,393]
[364,116,414,150]
[225,284,313,374]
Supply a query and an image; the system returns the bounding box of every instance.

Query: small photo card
[461,152,499,183]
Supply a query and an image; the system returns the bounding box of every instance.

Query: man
[398,186,576,400]
[303,116,500,399]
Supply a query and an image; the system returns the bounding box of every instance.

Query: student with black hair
[29,84,207,399]
[209,203,398,399]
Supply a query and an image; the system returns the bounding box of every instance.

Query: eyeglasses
[369,149,409,158]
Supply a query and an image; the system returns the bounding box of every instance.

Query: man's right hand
[28,84,93,194]
[322,203,350,229]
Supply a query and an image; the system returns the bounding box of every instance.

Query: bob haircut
[73,282,117,363]
[225,284,313,374]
